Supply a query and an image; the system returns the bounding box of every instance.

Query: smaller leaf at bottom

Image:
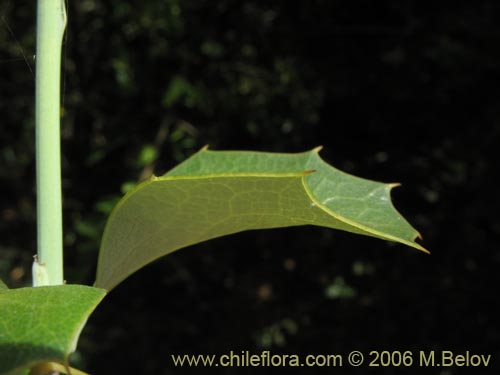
[0,285,106,375]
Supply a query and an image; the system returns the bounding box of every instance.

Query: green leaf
[0,285,106,375]
[0,279,7,290]
[96,147,426,290]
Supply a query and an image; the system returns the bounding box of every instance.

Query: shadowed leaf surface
[0,285,106,375]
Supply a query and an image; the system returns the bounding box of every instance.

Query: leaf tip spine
[387,182,402,189]
[312,145,323,153]
[201,144,210,151]
[420,246,431,255]
[413,234,430,254]
[302,169,316,176]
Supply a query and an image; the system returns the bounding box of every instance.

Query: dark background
[1,1,499,374]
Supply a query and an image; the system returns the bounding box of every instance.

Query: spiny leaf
[96,147,426,291]
[0,285,106,375]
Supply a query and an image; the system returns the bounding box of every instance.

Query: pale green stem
[33,0,67,286]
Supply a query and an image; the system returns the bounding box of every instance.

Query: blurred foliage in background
[1,0,499,373]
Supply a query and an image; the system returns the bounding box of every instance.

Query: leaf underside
[0,284,106,375]
[96,147,426,291]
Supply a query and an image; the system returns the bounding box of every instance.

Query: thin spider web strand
[0,0,35,79]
